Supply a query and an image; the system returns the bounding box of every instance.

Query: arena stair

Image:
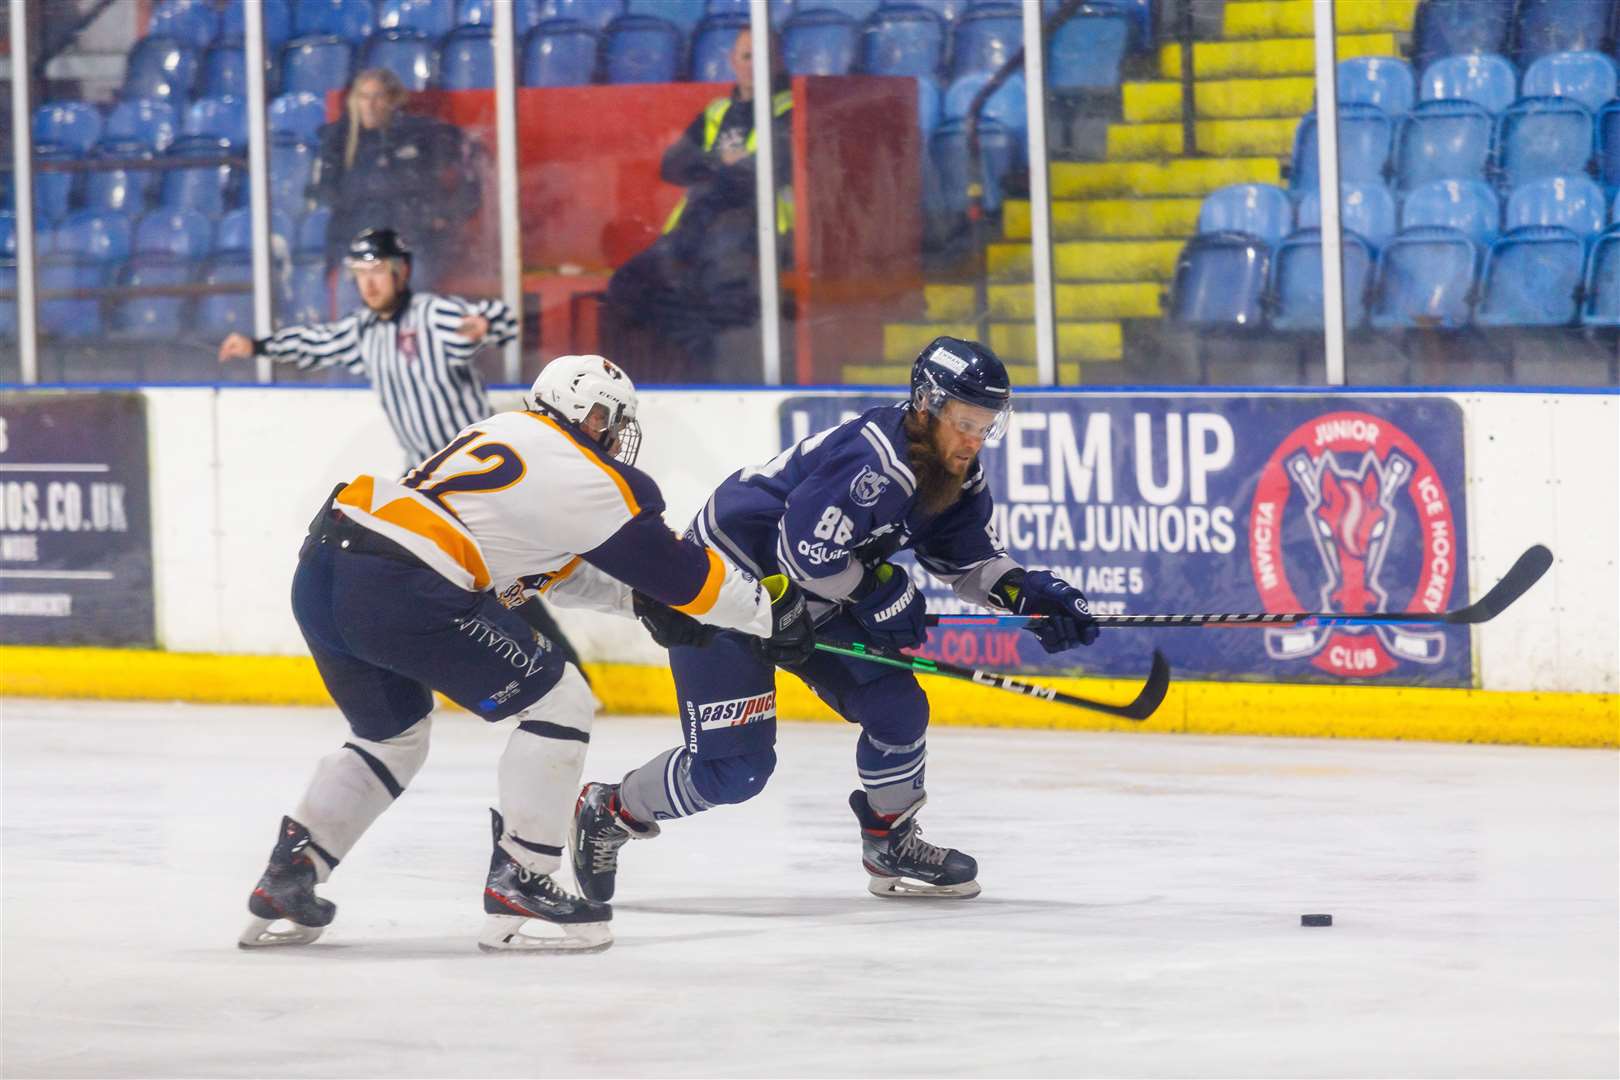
[862,0,1418,385]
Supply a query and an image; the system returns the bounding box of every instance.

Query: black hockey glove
[632,590,715,650]
[758,574,815,666]
[850,562,927,651]
[991,568,1100,653]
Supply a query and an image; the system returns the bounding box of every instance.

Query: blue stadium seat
[104,98,179,152]
[950,2,1020,79]
[1393,100,1493,190]
[159,136,239,216]
[1599,102,1620,188]
[1269,229,1374,331]
[122,37,199,101]
[0,213,14,258]
[458,0,547,33]
[53,210,133,264]
[522,19,600,85]
[862,5,947,78]
[1337,56,1416,115]
[1516,0,1612,64]
[269,92,328,141]
[1294,181,1398,250]
[1496,98,1596,186]
[942,71,1026,137]
[288,254,334,323]
[364,31,442,90]
[1580,227,1620,326]
[293,0,377,44]
[148,0,220,49]
[1413,0,1513,72]
[540,0,627,32]
[899,0,966,22]
[184,95,248,146]
[440,26,496,87]
[200,44,246,98]
[196,254,257,336]
[916,75,943,138]
[32,145,78,225]
[930,117,1019,214]
[1050,0,1151,51]
[783,10,860,76]
[109,255,194,339]
[1369,225,1478,328]
[1048,7,1130,92]
[270,135,315,212]
[1291,105,1393,190]
[1419,53,1517,113]
[1504,174,1608,237]
[34,102,104,155]
[1400,178,1500,245]
[1475,225,1586,325]
[1522,51,1620,113]
[800,0,881,16]
[628,0,706,28]
[1196,183,1293,246]
[222,0,294,50]
[135,208,214,258]
[1167,231,1270,329]
[83,141,158,216]
[602,15,683,83]
[691,15,747,81]
[214,207,298,255]
[380,0,458,37]
[298,206,333,253]
[37,255,109,339]
[1613,190,1620,226]
[281,36,355,97]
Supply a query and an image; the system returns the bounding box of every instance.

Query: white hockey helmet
[526,354,642,464]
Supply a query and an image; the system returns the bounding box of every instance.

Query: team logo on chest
[397,323,419,364]
[849,465,890,507]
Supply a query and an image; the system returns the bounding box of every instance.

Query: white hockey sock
[292,713,432,881]
[497,663,595,876]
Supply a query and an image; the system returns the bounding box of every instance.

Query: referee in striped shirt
[217,227,514,467]
[219,227,589,678]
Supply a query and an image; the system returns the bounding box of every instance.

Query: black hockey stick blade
[814,639,1172,722]
[925,545,1555,631]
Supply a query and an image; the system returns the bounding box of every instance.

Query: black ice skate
[850,791,981,899]
[480,808,613,953]
[239,816,337,948]
[569,781,660,903]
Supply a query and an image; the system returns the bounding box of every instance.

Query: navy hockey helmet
[345,227,412,269]
[909,336,1012,443]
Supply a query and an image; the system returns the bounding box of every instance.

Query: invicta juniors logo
[1248,411,1460,678]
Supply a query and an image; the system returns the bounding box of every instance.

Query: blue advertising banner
[0,392,155,646]
[780,394,1471,687]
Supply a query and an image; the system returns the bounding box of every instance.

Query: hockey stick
[926,544,1554,631]
[814,639,1172,721]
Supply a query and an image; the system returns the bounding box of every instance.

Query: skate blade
[476,914,613,954]
[238,916,325,948]
[866,874,982,900]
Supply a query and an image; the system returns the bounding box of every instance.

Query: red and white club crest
[1248,411,1459,677]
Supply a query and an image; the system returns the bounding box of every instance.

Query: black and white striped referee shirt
[257,291,516,464]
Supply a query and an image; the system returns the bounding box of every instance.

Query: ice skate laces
[893,821,948,866]
[588,819,629,873]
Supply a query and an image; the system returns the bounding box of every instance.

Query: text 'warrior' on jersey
[329,404,774,637]
[694,403,1018,611]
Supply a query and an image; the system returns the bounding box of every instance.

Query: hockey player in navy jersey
[571,337,1100,900]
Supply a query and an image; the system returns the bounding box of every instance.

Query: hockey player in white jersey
[240,355,814,953]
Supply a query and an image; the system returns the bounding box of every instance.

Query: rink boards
[0,385,1615,747]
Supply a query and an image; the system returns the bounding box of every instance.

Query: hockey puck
[1301,914,1333,927]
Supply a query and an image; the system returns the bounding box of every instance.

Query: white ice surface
[2,699,1616,1079]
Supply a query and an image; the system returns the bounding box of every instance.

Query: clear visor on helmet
[914,383,1011,444]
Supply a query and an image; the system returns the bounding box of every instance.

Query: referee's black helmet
[346,227,412,268]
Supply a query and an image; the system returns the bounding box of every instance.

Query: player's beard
[903,409,964,516]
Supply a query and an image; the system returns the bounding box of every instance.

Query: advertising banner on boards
[0,392,155,646]
[780,394,1471,687]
